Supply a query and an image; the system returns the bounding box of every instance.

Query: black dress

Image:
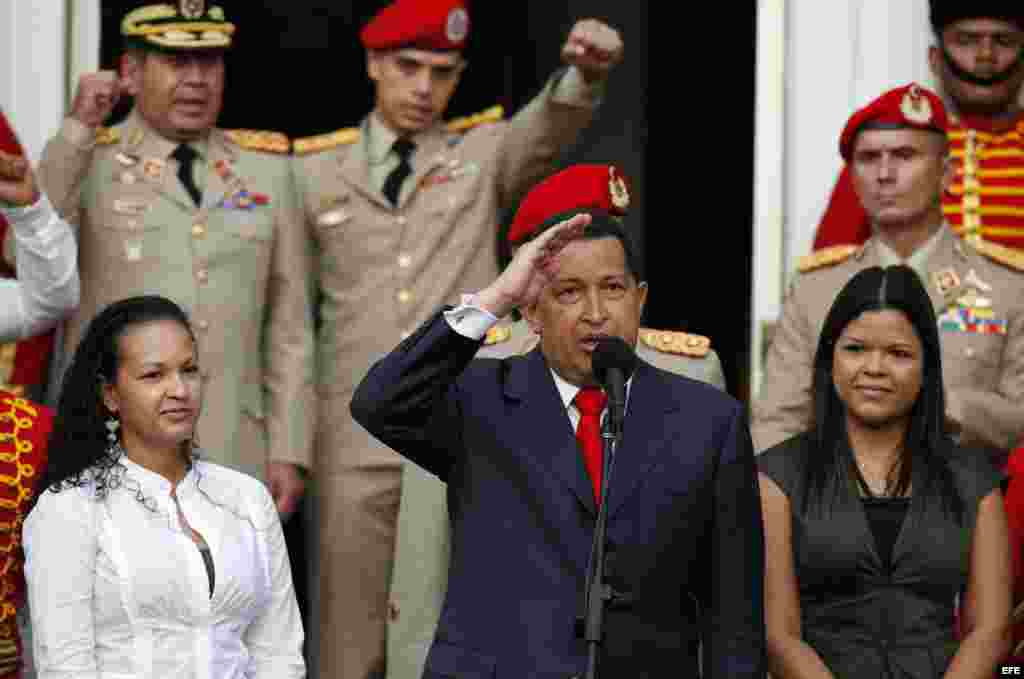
[758,433,1002,679]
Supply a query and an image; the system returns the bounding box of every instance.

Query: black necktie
[172,144,202,207]
[382,138,416,206]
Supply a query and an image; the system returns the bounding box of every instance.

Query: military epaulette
[484,324,512,346]
[797,244,859,273]
[293,128,361,156]
[970,238,1024,272]
[446,105,504,134]
[639,329,711,358]
[95,127,120,146]
[224,129,290,155]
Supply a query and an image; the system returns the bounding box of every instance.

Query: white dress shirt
[0,194,79,341]
[24,457,305,679]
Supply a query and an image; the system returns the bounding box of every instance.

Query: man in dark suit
[351,165,765,678]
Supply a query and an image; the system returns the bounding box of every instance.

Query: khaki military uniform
[752,227,1024,456]
[386,319,726,679]
[291,70,600,679]
[37,113,315,480]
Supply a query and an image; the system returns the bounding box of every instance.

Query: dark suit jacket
[351,312,766,678]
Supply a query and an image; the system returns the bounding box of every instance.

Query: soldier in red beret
[290,2,625,677]
[815,2,1024,252]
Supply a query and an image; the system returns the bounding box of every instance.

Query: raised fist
[561,19,624,84]
[70,71,122,128]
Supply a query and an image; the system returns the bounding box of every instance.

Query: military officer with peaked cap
[384,163,727,679]
[289,0,624,675]
[753,83,1024,458]
[37,1,315,506]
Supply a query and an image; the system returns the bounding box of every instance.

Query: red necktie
[574,387,608,505]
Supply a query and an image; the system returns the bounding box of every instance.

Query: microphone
[591,336,637,436]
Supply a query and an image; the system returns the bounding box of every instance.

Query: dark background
[100,0,756,402]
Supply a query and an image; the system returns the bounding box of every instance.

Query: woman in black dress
[759,265,1011,678]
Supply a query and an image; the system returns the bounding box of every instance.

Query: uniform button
[396,216,408,227]
[397,290,411,304]
[196,319,210,331]
[965,347,975,358]
[192,223,206,238]
[388,601,400,621]
[397,254,412,268]
[197,269,209,283]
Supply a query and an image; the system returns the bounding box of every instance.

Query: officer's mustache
[942,47,1024,87]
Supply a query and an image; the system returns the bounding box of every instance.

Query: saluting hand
[0,151,38,207]
[70,71,122,128]
[475,213,590,318]
[561,19,624,84]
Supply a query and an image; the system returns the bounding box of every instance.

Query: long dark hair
[804,265,963,521]
[35,295,197,505]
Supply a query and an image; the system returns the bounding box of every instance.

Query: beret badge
[609,166,629,211]
[900,85,933,125]
[179,0,205,20]
[446,7,470,44]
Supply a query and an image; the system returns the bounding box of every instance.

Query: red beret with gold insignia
[507,164,631,245]
[360,0,471,51]
[839,83,949,161]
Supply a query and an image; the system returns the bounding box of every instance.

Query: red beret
[361,0,471,51]
[507,164,631,245]
[0,109,24,238]
[839,83,949,161]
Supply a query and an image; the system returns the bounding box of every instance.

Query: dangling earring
[106,416,121,454]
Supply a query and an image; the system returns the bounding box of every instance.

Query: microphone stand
[581,390,624,679]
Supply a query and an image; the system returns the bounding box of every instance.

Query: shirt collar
[549,368,635,412]
[874,223,945,279]
[367,112,401,166]
[127,109,208,161]
[119,454,196,497]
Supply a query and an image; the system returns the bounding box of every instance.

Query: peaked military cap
[121,1,235,52]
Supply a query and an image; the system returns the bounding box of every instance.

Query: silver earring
[106,416,120,445]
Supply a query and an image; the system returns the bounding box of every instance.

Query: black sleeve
[703,406,768,678]
[756,434,807,502]
[349,309,482,481]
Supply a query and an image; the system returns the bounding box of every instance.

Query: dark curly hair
[34,295,197,508]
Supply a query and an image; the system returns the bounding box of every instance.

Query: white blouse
[23,457,305,679]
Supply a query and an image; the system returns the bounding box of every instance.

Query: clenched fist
[561,19,624,84]
[0,150,38,207]
[70,71,122,128]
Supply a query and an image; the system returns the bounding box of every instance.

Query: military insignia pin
[609,166,629,210]
[180,0,206,20]
[316,208,350,228]
[932,268,961,299]
[900,84,933,125]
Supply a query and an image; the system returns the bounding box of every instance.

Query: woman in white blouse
[23,295,305,678]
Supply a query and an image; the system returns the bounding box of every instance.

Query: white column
[0,1,69,162]
[69,0,103,96]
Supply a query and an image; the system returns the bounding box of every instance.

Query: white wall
[751,0,934,395]
[0,1,68,162]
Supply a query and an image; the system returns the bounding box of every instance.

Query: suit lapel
[505,349,597,515]
[605,361,678,520]
[923,227,971,314]
[125,114,197,214]
[337,119,392,210]
[202,130,240,212]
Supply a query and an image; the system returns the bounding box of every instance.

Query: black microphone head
[591,336,637,387]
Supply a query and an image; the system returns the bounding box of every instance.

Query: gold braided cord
[124,21,236,37]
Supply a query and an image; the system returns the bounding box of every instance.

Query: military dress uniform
[291,1,603,664]
[0,394,51,679]
[36,4,314,482]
